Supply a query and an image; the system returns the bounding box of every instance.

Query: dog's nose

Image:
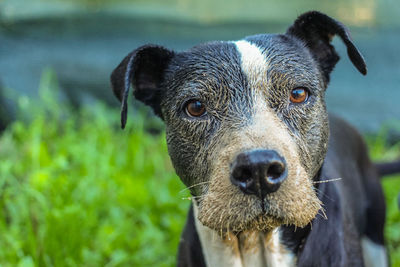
[230,149,287,197]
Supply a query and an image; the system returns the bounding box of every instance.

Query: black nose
[230,149,287,198]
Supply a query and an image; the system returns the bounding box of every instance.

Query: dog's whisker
[180,193,207,201]
[313,177,342,184]
[178,181,210,194]
[317,207,328,220]
[313,187,335,202]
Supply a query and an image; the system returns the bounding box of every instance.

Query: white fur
[193,204,242,267]
[361,236,388,267]
[264,229,296,267]
[234,40,269,87]
[193,203,296,267]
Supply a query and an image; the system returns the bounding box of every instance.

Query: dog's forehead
[242,34,316,72]
[171,40,243,81]
[170,34,317,93]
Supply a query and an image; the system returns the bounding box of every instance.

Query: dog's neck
[192,204,296,267]
[191,168,323,267]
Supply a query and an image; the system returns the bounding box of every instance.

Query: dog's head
[111,11,366,233]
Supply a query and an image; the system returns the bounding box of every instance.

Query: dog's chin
[197,207,315,234]
[196,191,321,234]
[197,204,282,233]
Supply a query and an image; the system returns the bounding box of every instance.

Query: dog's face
[111,11,366,233]
[162,36,329,232]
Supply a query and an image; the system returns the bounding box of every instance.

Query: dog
[111,11,400,267]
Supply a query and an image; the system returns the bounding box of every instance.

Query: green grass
[0,70,190,266]
[0,69,399,266]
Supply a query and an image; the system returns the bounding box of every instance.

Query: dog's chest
[238,229,296,267]
[194,206,296,267]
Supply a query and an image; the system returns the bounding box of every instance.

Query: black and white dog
[111,11,400,267]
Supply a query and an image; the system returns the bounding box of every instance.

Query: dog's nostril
[235,167,252,182]
[267,162,285,181]
[231,166,257,194]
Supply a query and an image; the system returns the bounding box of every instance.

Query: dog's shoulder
[328,114,367,159]
[326,114,381,205]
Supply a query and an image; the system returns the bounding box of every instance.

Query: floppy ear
[286,11,367,83]
[110,45,174,129]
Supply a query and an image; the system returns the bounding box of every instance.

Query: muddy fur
[197,101,322,233]
[164,38,328,233]
[111,10,366,239]
[113,37,331,232]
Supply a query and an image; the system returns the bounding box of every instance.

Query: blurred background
[0,0,399,266]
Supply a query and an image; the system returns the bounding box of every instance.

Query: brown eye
[290,88,309,104]
[185,100,206,117]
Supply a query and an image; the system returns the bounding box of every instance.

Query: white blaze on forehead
[235,40,269,86]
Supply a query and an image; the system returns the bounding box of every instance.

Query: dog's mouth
[261,197,267,214]
[196,164,321,233]
[197,195,285,233]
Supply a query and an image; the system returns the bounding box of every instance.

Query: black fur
[282,116,386,266]
[110,10,396,267]
[286,11,367,83]
[111,45,174,128]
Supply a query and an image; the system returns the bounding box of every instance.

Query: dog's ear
[286,11,367,83]
[111,45,174,129]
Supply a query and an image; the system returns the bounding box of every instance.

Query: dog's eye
[185,100,206,117]
[290,88,309,104]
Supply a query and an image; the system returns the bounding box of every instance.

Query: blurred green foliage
[0,69,399,266]
[0,69,190,266]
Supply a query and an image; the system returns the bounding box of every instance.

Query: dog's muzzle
[230,149,287,198]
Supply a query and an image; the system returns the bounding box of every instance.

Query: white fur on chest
[193,204,296,267]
